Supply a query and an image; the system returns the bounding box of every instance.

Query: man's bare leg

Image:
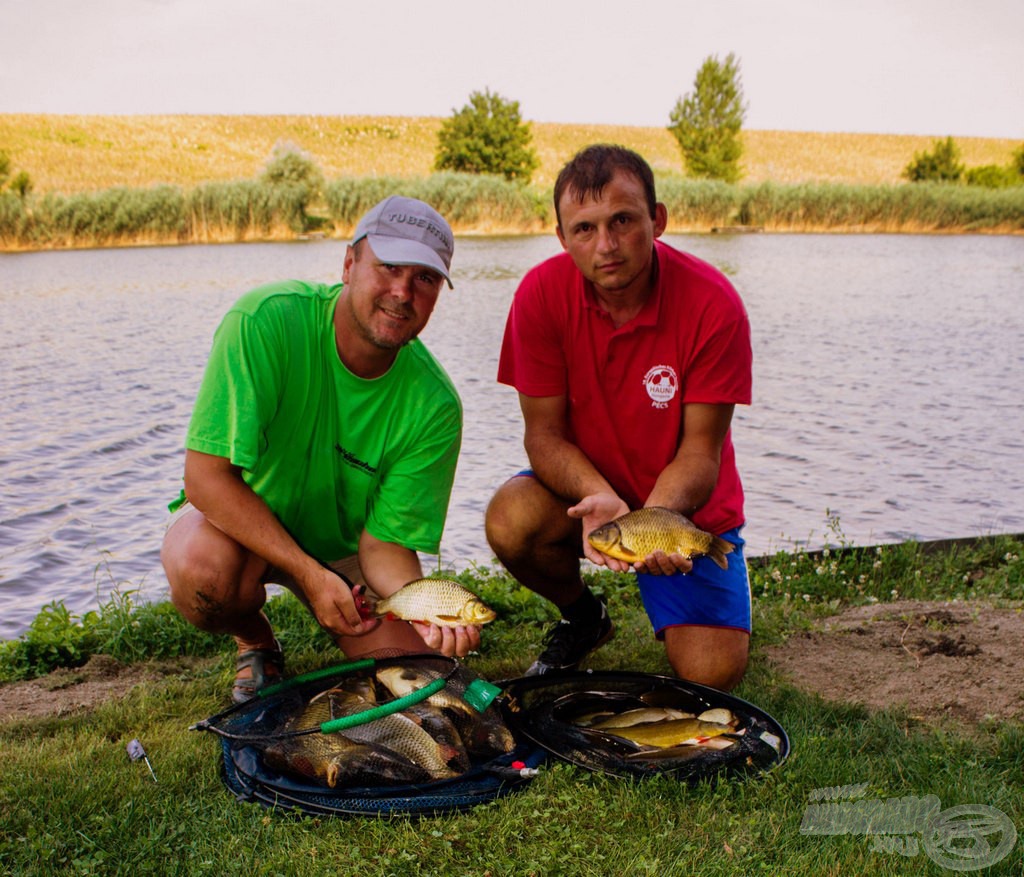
[485,475,584,607]
[663,626,749,691]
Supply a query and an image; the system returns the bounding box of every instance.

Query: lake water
[1,233,1022,640]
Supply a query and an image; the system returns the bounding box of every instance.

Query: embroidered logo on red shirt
[643,365,678,409]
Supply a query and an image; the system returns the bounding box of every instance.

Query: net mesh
[500,669,789,782]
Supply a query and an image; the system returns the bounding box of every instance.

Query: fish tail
[708,536,735,570]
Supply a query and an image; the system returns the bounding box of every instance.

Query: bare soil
[1,600,1021,726]
[763,600,1024,725]
[0,654,217,723]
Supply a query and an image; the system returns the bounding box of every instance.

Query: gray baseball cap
[351,195,454,288]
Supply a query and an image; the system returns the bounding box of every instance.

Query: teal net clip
[462,678,502,713]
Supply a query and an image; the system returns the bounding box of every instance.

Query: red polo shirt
[497,240,752,534]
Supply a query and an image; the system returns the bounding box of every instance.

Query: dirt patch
[763,600,1024,725]
[0,654,217,723]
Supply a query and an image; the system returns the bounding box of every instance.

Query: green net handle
[320,676,448,733]
[257,658,377,698]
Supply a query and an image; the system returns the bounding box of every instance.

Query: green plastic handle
[258,658,377,698]
[320,676,448,733]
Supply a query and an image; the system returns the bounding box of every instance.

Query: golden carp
[315,688,459,781]
[587,507,735,570]
[262,689,435,787]
[594,716,736,749]
[377,665,515,759]
[369,578,497,627]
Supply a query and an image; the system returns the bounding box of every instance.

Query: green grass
[1,534,1022,875]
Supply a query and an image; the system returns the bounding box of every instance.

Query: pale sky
[2,0,1021,139]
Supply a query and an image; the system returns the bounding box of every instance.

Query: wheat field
[1,114,1019,194]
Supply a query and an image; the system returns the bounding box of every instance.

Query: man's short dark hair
[553,144,657,228]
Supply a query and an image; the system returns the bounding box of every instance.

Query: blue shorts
[507,470,750,637]
[636,527,751,638]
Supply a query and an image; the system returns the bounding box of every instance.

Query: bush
[0,190,28,245]
[965,164,1021,189]
[324,172,547,232]
[1013,144,1024,178]
[434,88,539,183]
[903,136,964,183]
[260,143,324,232]
[657,176,740,227]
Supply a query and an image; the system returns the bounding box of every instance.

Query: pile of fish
[573,704,743,762]
[501,672,788,781]
[259,662,515,789]
[587,507,735,570]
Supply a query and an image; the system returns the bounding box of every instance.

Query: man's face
[556,169,667,297]
[341,240,444,351]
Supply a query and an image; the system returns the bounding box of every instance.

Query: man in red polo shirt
[485,145,752,690]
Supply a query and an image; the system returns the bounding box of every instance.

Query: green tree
[902,136,964,183]
[434,89,539,183]
[668,53,748,183]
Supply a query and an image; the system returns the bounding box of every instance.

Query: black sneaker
[524,600,614,676]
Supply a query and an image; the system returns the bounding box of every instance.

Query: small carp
[697,707,737,727]
[587,507,735,570]
[587,707,695,730]
[594,717,736,749]
[263,690,435,787]
[311,688,459,781]
[369,577,497,627]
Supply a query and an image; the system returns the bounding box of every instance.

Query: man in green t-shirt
[161,196,475,703]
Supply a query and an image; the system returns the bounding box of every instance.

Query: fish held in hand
[587,507,735,570]
[368,577,497,627]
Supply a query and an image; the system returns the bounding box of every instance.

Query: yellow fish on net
[587,507,735,570]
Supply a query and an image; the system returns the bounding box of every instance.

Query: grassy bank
[1,535,1022,874]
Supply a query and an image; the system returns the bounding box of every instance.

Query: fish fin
[708,536,735,570]
[435,614,463,624]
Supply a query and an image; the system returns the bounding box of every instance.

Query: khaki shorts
[166,501,366,589]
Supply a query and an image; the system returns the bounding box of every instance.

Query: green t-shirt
[177,279,462,560]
